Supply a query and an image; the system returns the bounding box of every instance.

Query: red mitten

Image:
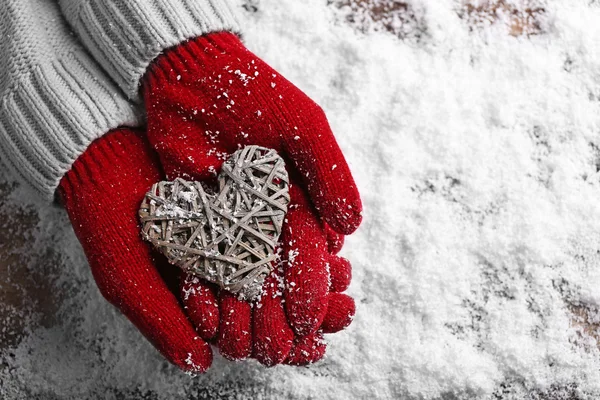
[59,128,212,373]
[178,182,356,366]
[143,32,362,341]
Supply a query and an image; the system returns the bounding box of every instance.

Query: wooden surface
[461,0,544,36]
[0,183,61,350]
[328,0,543,37]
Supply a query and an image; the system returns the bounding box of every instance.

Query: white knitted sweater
[0,0,239,199]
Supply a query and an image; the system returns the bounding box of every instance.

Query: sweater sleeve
[0,0,142,200]
[58,0,241,102]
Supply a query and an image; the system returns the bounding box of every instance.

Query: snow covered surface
[3,0,600,398]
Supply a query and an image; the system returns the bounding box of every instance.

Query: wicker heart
[139,146,290,300]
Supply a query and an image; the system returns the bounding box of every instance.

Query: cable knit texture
[59,0,241,101]
[0,0,141,199]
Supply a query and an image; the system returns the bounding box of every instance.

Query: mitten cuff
[59,0,241,102]
[59,128,153,202]
[144,32,247,91]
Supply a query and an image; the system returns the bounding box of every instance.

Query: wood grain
[461,0,544,36]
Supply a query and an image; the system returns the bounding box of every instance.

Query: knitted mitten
[59,128,213,373]
[179,182,356,366]
[143,32,361,363]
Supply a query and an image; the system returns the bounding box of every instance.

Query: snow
[3,0,600,398]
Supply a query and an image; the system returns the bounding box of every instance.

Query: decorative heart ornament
[139,146,290,300]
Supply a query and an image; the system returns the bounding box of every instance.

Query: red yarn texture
[59,129,213,374]
[143,33,362,352]
[143,32,361,235]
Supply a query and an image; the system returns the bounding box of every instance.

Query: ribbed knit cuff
[59,128,153,204]
[0,52,142,200]
[144,32,246,90]
[59,0,241,102]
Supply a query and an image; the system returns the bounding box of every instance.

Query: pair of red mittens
[60,32,362,372]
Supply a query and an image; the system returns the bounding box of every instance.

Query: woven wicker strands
[139,146,290,300]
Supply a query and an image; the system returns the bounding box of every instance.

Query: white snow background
[3,0,600,398]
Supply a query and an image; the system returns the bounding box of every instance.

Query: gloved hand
[179,181,356,366]
[59,128,213,373]
[142,33,363,347]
